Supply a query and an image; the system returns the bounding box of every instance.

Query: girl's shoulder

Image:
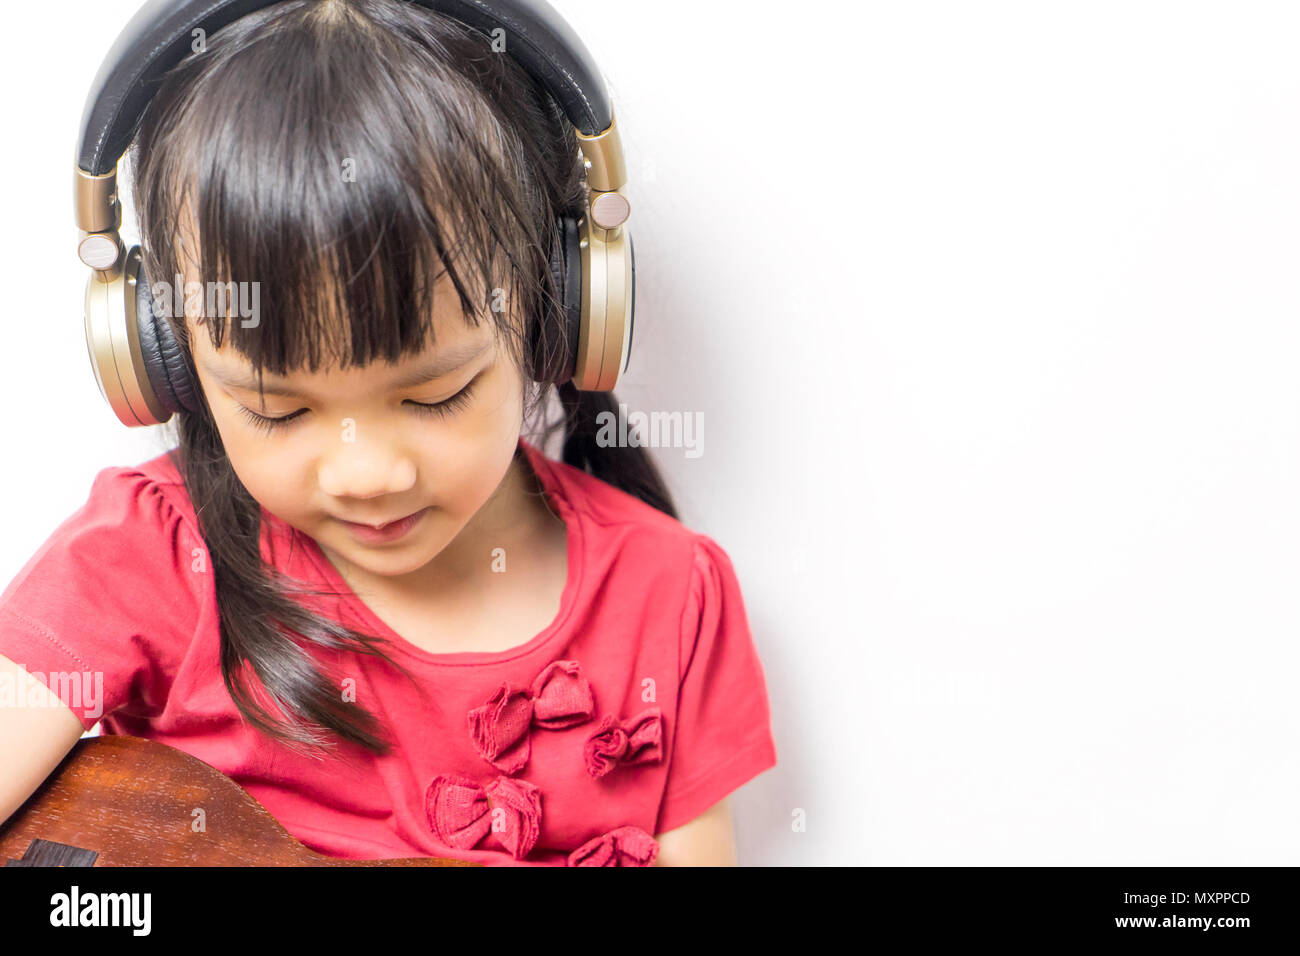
[127,448,191,506]
[0,450,211,731]
[525,443,733,583]
[69,448,193,517]
[79,449,203,554]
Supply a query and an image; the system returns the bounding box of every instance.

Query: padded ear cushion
[559,215,582,374]
[536,216,583,384]
[625,233,636,373]
[135,268,199,415]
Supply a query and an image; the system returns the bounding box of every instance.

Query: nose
[317,440,418,501]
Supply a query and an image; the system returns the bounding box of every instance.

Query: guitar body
[0,734,475,866]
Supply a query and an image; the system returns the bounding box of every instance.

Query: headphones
[75,0,637,428]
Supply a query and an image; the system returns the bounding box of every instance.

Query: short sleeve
[0,465,204,731]
[655,534,778,835]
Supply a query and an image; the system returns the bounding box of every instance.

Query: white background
[4,0,1299,865]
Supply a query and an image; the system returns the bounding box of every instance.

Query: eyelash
[234,381,477,435]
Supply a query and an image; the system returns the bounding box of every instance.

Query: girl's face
[183,277,526,582]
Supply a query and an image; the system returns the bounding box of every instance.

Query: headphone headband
[76,0,613,177]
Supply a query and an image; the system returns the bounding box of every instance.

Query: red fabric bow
[425,773,543,860]
[468,659,594,775]
[567,826,660,867]
[584,708,663,778]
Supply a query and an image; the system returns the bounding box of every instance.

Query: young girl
[0,0,776,866]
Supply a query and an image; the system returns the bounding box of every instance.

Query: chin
[353,551,438,578]
[335,537,437,575]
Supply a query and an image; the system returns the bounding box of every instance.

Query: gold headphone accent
[571,110,633,390]
[75,168,120,234]
[575,114,627,193]
[83,247,170,426]
[75,168,126,282]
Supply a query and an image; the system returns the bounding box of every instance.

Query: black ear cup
[625,233,635,373]
[559,215,582,373]
[134,264,200,415]
[536,215,584,384]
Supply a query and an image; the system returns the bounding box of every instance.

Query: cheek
[222,433,290,504]
[204,400,304,510]
[467,353,524,426]
[432,364,524,505]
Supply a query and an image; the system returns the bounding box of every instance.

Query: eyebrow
[202,340,490,398]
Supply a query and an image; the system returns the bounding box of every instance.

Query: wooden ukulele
[0,734,476,866]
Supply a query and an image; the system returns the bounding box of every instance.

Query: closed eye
[234,379,477,435]
[407,380,476,420]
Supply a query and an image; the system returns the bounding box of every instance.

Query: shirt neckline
[288,437,584,668]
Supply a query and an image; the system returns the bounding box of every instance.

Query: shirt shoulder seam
[0,605,93,671]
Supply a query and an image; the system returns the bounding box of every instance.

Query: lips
[336,507,431,546]
[340,509,424,530]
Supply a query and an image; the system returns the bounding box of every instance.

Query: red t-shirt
[0,438,777,866]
